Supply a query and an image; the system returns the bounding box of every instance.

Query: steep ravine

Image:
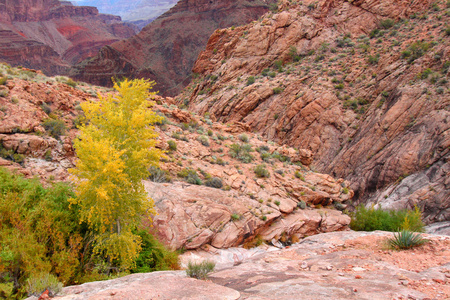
[177,0,450,223]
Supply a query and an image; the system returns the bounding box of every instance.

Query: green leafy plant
[254,164,270,178]
[167,140,177,151]
[26,273,63,297]
[350,205,424,232]
[42,118,66,139]
[246,76,255,86]
[186,261,215,280]
[388,230,426,250]
[205,177,223,189]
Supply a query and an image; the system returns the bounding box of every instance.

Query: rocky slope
[177,0,450,223]
[0,64,351,251]
[0,0,137,75]
[70,0,278,96]
[28,231,450,299]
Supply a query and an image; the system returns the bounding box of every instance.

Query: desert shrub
[131,230,179,273]
[254,165,270,178]
[294,171,305,181]
[205,177,223,189]
[403,41,431,63]
[42,118,66,139]
[246,76,255,86]
[388,230,426,250]
[0,168,83,298]
[148,166,171,183]
[177,168,202,185]
[350,205,424,232]
[0,77,7,85]
[65,78,77,88]
[167,140,177,151]
[186,261,215,280]
[368,54,380,65]
[273,87,283,94]
[380,19,395,29]
[197,135,209,147]
[0,89,9,97]
[41,103,52,115]
[26,273,63,297]
[239,134,249,143]
[229,143,253,163]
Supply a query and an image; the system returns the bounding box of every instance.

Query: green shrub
[273,87,283,94]
[229,143,253,163]
[186,261,215,280]
[368,54,380,65]
[0,77,7,85]
[42,119,66,139]
[26,273,63,297]
[388,230,426,250]
[167,140,177,151]
[294,171,305,181]
[254,165,270,178]
[197,135,209,147]
[231,213,241,221]
[41,103,52,115]
[148,166,171,183]
[246,76,255,86]
[334,83,344,89]
[239,134,249,142]
[205,177,223,189]
[350,205,424,232]
[380,19,395,29]
[65,78,77,88]
[0,89,9,97]
[131,230,179,273]
[178,168,202,185]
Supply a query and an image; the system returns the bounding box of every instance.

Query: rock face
[147,181,350,250]
[70,0,277,95]
[29,231,450,300]
[0,0,137,75]
[178,0,449,223]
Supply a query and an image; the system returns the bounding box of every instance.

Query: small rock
[300,261,308,269]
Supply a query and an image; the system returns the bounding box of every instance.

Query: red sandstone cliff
[70,0,278,96]
[178,0,449,223]
[0,0,137,75]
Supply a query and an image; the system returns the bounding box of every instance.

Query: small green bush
[350,205,424,232]
[246,76,255,86]
[0,77,7,85]
[65,78,77,88]
[131,230,179,273]
[186,261,215,280]
[205,177,223,189]
[167,140,177,151]
[229,143,253,163]
[178,168,202,185]
[273,87,283,94]
[0,89,9,97]
[42,119,66,139]
[239,134,249,143]
[254,164,270,178]
[388,230,426,250]
[197,135,209,147]
[294,171,305,181]
[380,19,395,29]
[148,166,171,183]
[26,273,62,297]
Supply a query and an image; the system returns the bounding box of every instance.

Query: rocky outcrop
[147,181,350,250]
[0,0,137,75]
[71,0,278,95]
[28,231,450,300]
[178,0,449,222]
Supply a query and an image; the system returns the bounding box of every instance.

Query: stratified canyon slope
[0,0,137,75]
[71,0,179,28]
[70,0,278,96]
[178,0,450,223]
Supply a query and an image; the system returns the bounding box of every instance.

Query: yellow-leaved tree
[70,79,162,269]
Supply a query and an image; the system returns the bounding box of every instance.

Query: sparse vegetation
[186,261,215,280]
[254,164,270,178]
[42,118,66,139]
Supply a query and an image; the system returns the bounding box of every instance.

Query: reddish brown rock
[179,0,448,222]
[71,0,278,95]
[0,0,137,75]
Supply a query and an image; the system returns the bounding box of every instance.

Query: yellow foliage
[70,79,162,268]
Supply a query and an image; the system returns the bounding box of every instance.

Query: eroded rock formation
[178,0,449,223]
[0,0,137,75]
[71,0,278,95]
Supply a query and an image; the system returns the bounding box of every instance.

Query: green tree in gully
[70,79,163,270]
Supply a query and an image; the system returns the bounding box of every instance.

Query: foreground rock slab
[43,271,240,300]
[39,231,449,300]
